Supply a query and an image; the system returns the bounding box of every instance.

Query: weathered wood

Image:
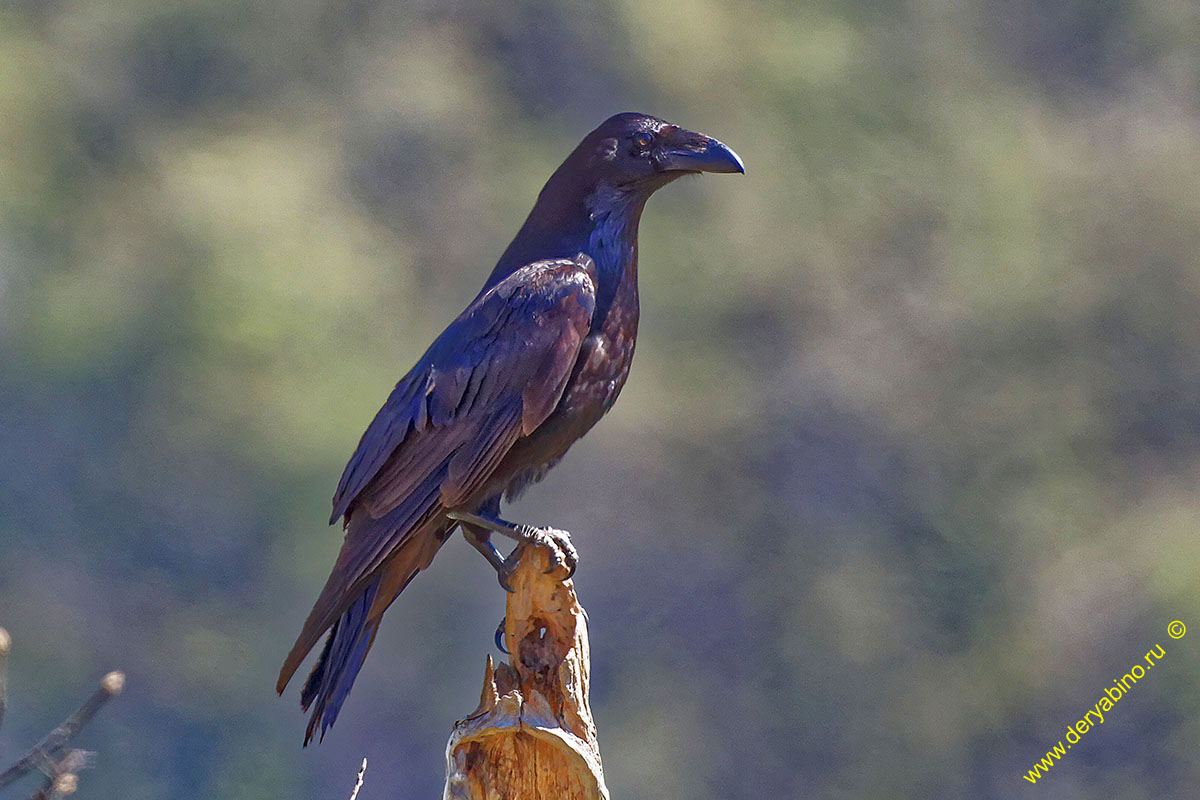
[347,757,366,800]
[444,542,608,800]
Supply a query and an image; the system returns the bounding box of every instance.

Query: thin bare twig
[29,750,89,800]
[348,758,367,800]
[0,670,124,790]
[0,627,10,731]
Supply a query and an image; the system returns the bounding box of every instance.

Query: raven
[277,112,743,743]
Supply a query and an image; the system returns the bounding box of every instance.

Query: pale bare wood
[443,542,608,800]
[347,757,367,800]
[0,627,9,730]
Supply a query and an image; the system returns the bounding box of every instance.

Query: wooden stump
[443,543,608,800]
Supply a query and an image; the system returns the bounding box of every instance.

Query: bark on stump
[443,543,608,800]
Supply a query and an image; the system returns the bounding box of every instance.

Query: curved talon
[497,570,516,593]
[547,546,578,578]
[543,544,563,574]
[544,552,578,577]
[494,618,509,654]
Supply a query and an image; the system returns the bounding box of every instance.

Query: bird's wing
[331,253,596,524]
[320,253,594,597]
[279,256,596,693]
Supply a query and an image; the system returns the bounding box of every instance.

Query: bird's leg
[447,510,578,580]
[459,523,516,592]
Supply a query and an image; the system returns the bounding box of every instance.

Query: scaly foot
[449,510,579,581]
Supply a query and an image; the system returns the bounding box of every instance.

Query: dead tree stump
[443,542,608,800]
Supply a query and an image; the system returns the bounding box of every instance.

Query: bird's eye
[632,132,653,150]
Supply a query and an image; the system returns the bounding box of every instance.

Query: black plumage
[277,112,743,743]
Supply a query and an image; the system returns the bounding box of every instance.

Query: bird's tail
[291,549,430,745]
[279,516,447,744]
[298,579,381,745]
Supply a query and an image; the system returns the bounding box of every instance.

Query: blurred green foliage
[2,0,1200,797]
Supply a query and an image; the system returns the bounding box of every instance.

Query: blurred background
[2,0,1200,797]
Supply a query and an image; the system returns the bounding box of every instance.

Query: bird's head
[491,112,743,285]
[569,112,744,195]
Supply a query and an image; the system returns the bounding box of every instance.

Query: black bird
[277,112,743,743]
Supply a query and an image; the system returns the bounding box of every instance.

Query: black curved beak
[659,134,745,175]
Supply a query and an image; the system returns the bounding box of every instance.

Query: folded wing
[278,254,597,696]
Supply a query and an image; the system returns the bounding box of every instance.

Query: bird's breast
[485,278,638,504]
[569,266,640,414]
[569,315,636,415]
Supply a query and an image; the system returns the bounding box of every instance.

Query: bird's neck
[485,178,647,325]
[583,185,643,323]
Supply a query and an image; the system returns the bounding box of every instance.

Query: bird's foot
[492,527,577,589]
[449,510,578,581]
[516,525,578,579]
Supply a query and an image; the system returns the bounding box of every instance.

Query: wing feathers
[281,256,598,697]
[443,403,523,506]
[521,290,593,434]
[329,380,424,523]
[330,254,595,524]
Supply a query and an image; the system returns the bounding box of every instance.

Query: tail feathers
[288,526,443,744]
[300,581,381,746]
[278,473,449,697]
